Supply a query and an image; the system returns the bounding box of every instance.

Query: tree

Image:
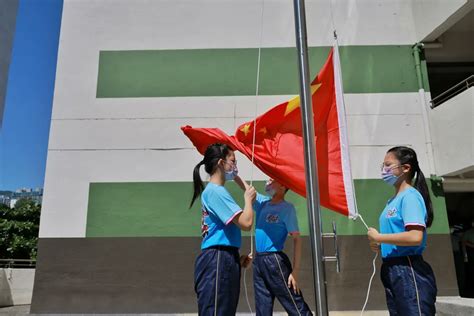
[0,199,40,260]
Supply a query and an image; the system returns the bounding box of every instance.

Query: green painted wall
[96,45,424,98]
[86,180,449,237]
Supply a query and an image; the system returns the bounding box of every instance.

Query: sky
[0,0,63,191]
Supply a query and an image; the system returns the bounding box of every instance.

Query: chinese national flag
[182,48,356,217]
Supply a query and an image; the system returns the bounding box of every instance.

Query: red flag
[182,49,356,217]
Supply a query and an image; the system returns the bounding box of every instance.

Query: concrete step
[436,296,474,316]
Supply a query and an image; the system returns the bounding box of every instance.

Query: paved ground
[3,297,474,315]
[0,305,29,316]
[0,305,389,316]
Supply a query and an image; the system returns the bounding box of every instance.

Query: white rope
[243,267,253,315]
[361,251,378,316]
[407,256,422,316]
[249,0,265,259]
[357,213,378,315]
[327,0,337,36]
[243,0,265,315]
[275,253,302,316]
[250,0,265,188]
[326,3,378,314]
[324,5,379,312]
[358,213,369,230]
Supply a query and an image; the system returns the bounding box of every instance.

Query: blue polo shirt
[379,187,427,258]
[200,183,243,250]
[254,193,299,252]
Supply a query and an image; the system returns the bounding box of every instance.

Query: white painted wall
[40,92,431,237]
[430,87,474,177]
[412,0,471,41]
[40,146,431,238]
[41,0,444,237]
[49,96,427,149]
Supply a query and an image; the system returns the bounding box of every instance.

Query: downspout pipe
[413,43,437,177]
[413,44,425,89]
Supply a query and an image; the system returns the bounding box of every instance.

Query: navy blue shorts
[194,246,240,316]
[253,251,312,316]
[381,255,437,316]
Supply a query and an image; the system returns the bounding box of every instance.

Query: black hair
[387,146,434,227]
[189,143,233,208]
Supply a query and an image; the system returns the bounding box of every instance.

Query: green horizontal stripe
[96,45,423,98]
[86,179,449,237]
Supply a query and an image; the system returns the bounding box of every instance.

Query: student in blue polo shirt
[367,146,437,315]
[190,143,256,316]
[236,178,312,316]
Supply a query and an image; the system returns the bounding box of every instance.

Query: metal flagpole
[292,0,329,315]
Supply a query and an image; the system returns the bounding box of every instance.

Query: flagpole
[292,1,329,315]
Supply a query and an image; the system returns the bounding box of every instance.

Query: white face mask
[265,181,276,197]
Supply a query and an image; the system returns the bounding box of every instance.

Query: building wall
[413,0,472,41]
[0,0,19,128]
[430,88,474,177]
[32,0,463,313]
[425,9,474,63]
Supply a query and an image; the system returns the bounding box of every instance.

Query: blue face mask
[224,162,238,181]
[381,167,399,186]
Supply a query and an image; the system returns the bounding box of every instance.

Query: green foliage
[0,199,40,259]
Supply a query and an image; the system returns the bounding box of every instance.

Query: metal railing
[0,259,36,268]
[430,75,474,108]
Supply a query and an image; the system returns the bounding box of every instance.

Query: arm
[232,186,256,231]
[235,175,267,210]
[291,233,302,277]
[463,240,474,249]
[288,233,302,294]
[462,230,474,249]
[233,175,250,191]
[369,193,427,247]
[369,241,380,253]
[368,226,424,246]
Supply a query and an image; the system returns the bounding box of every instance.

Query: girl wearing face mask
[190,143,256,316]
[367,146,437,315]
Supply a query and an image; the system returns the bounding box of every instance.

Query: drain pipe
[413,43,437,177]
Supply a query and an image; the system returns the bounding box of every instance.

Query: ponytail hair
[190,160,205,208]
[387,146,434,227]
[189,143,233,208]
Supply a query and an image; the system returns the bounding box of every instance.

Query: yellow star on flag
[284,83,322,116]
[240,124,251,136]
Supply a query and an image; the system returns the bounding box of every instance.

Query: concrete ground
[0,305,29,316]
[0,305,390,316]
[1,298,473,316]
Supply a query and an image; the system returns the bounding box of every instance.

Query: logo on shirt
[266,213,280,224]
[386,208,398,218]
[201,208,209,238]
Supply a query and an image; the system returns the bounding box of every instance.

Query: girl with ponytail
[367,146,437,315]
[191,143,256,316]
